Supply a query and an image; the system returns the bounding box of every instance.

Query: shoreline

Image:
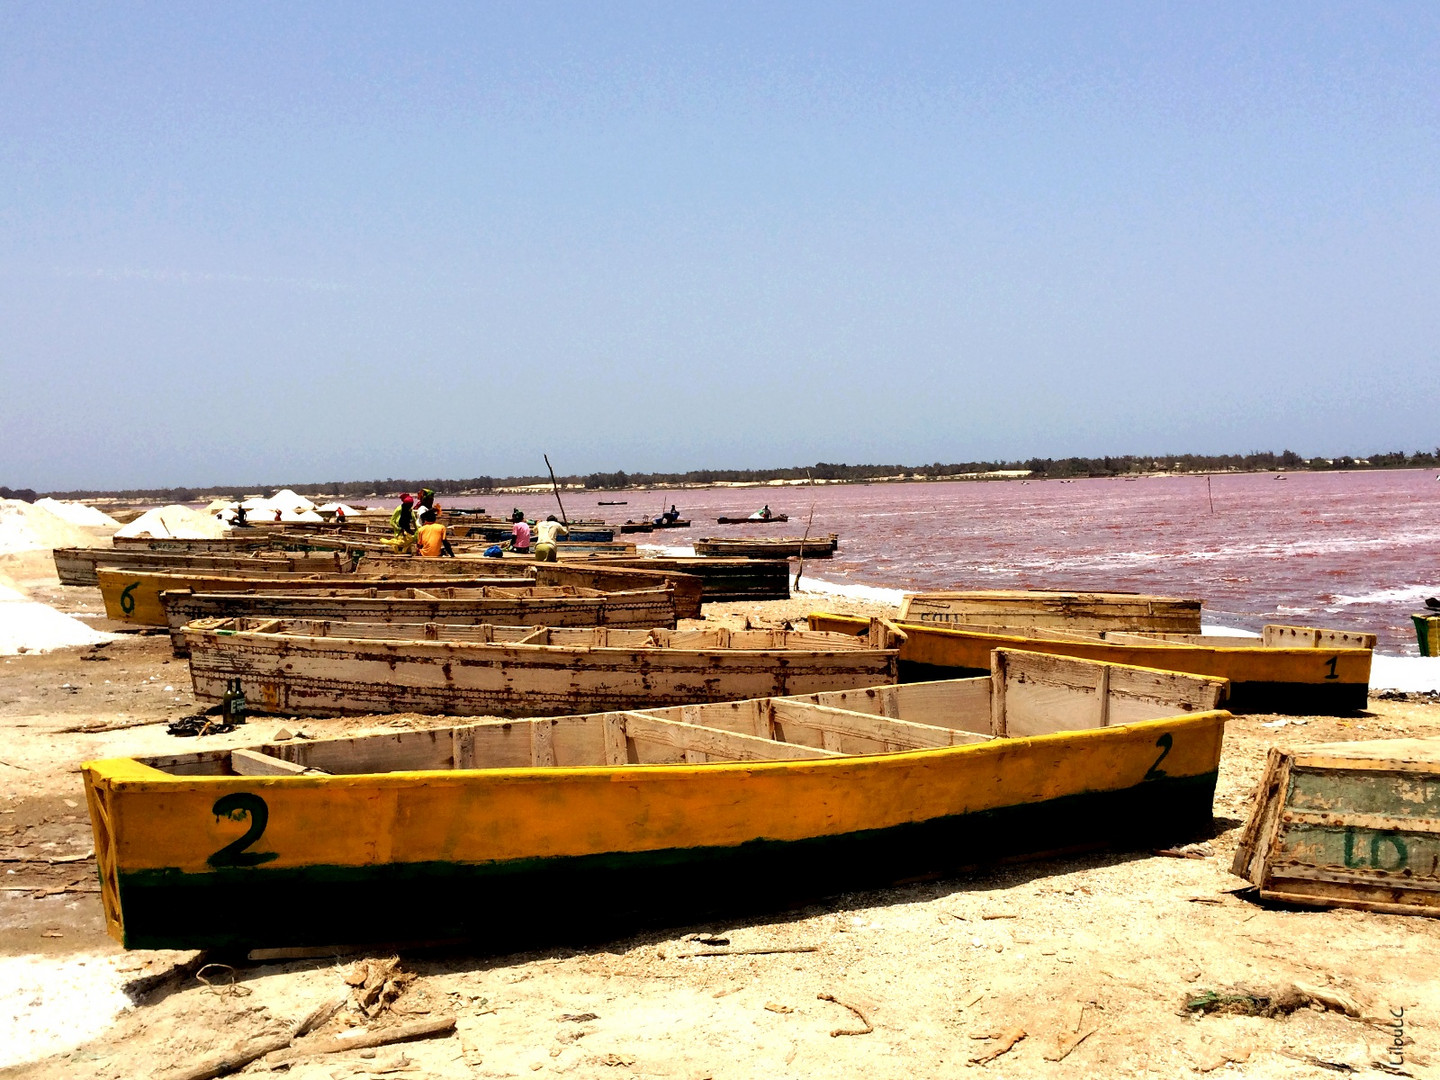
[1,581,1439,1076]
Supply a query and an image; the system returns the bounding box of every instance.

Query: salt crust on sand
[0,584,118,654]
[114,504,229,540]
[0,952,132,1069]
[0,500,104,555]
[31,499,120,528]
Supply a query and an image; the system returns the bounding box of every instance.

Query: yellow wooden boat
[95,568,528,626]
[809,614,1374,715]
[53,547,349,587]
[82,648,1229,950]
[182,619,903,718]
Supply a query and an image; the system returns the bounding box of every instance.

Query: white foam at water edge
[637,543,696,557]
[1327,584,1440,608]
[1370,655,1440,693]
[795,575,907,606]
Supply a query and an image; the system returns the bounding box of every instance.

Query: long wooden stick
[544,454,569,524]
[267,1014,456,1066]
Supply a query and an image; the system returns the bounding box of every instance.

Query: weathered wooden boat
[897,590,1202,634]
[618,520,654,533]
[593,556,790,602]
[597,500,627,505]
[531,563,705,620]
[1231,737,1440,916]
[183,620,904,718]
[160,585,678,657]
[111,535,276,553]
[97,568,528,626]
[716,514,789,524]
[694,534,839,559]
[808,614,1374,714]
[82,648,1229,950]
[53,547,349,587]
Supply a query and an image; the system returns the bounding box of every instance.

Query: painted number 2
[1143,733,1173,781]
[207,792,277,867]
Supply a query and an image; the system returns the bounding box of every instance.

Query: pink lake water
[512,470,1440,655]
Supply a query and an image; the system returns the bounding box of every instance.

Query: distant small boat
[597,501,628,505]
[716,514,789,524]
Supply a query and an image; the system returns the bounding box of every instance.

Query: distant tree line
[20,448,1440,500]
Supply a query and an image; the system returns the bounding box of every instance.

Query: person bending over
[532,514,569,562]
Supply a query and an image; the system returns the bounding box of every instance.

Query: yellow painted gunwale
[810,614,1371,686]
[83,711,1226,878]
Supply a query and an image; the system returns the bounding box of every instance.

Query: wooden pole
[544,454,569,525]
[1206,475,1215,514]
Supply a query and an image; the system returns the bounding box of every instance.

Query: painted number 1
[207,792,277,867]
[1322,656,1339,680]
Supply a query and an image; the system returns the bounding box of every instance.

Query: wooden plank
[231,749,314,776]
[767,700,986,753]
[531,719,557,767]
[990,649,1008,736]
[1263,624,1377,650]
[617,712,841,762]
[897,589,1202,633]
[997,649,1227,738]
[602,713,630,765]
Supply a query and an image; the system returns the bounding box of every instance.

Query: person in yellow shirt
[416,508,453,557]
[532,514,569,562]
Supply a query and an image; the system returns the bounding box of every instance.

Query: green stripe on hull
[898,661,1367,715]
[114,773,1217,951]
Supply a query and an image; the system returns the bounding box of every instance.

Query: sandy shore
[1,579,1438,1078]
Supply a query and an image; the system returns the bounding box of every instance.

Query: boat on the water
[808,614,1374,715]
[694,534,839,559]
[897,589,1202,634]
[716,514,789,524]
[1232,736,1440,917]
[159,584,678,658]
[619,519,692,533]
[183,619,905,718]
[82,648,1229,950]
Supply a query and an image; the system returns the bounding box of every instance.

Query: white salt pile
[0,500,106,554]
[32,498,120,528]
[114,504,230,540]
[0,584,118,655]
[0,951,132,1069]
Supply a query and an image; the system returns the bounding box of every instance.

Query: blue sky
[2,2,1438,489]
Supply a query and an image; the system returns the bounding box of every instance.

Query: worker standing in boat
[749,504,772,521]
[416,508,453,557]
[532,514,569,561]
[661,505,680,524]
[389,493,419,553]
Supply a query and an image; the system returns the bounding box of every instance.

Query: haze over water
[546,469,1440,654]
